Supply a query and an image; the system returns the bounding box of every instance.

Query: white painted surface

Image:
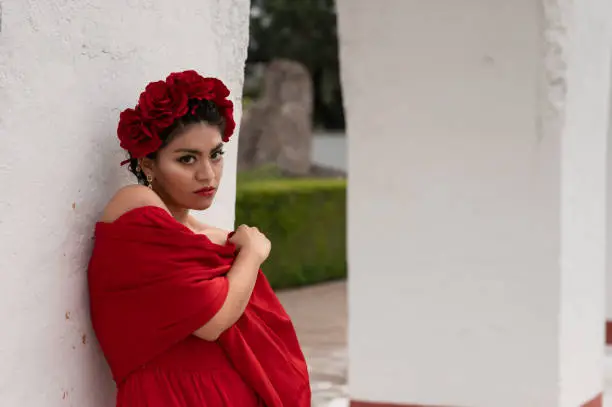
[558,2,612,405]
[338,1,612,406]
[0,1,249,406]
[607,54,612,339]
[604,350,612,407]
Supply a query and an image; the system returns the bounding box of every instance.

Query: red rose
[138,80,188,130]
[214,98,235,141]
[166,70,217,100]
[206,79,232,138]
[222,115,235,142]
[117,108,161,158]
[166,71,235,140]
[207,77,231,99]
[214,97,233,110]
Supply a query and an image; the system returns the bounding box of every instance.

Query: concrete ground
[278,280,612,407]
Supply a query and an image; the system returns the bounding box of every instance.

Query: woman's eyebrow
[210,143,224,152]
[173,148,202,155]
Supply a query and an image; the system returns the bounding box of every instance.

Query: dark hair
[128,98,226,186]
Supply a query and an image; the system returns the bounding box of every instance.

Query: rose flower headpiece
[117,70,235,165]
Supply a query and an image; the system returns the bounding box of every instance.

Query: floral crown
[117,70,235,165]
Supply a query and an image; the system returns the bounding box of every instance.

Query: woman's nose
[195,159,214,181]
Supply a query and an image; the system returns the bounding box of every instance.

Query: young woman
[88,70,311,406]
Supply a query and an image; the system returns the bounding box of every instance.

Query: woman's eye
[211,150,225,161]
[178,155,196,164]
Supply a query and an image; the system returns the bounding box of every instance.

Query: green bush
[235,178,346,289]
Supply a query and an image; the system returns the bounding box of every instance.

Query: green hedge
[235,178,346,289]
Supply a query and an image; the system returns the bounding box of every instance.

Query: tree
[248,0,345,130]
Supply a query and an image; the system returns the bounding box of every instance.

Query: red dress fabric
[88,206,311,406]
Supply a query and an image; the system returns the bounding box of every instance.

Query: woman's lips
[194,187,216,197]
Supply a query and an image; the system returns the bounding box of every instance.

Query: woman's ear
[139,157,155,177]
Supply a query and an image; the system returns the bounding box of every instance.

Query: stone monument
[238,59,314,176]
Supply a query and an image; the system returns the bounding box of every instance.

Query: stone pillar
[0,1,248,405]
[337,1,612,406]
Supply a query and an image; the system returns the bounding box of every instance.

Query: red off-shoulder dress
[88,206,311,406]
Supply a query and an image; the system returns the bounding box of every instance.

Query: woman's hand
[229,225,271,263]
[195,225,271,341]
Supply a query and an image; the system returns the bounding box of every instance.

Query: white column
[606,63,612,347]
[337,1,612,406]
[0,1,248,405]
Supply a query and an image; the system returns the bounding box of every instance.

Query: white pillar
[0,1,248,405]
[606,62,612,347]
[338,1,612,406]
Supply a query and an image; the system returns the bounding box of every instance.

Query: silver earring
[146,174,153,189]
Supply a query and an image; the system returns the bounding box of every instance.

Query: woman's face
[145,122,225,211]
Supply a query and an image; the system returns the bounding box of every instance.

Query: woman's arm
[194,224,270,341]
[192,248,262,341]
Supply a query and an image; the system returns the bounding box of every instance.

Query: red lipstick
[194,186,216,197]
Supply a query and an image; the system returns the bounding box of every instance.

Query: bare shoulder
[99,185,169,223]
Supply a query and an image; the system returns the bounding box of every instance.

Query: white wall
[0,1,249,405]
[338,0,612,406]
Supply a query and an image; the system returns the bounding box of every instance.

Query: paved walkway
[276,281,348,407]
